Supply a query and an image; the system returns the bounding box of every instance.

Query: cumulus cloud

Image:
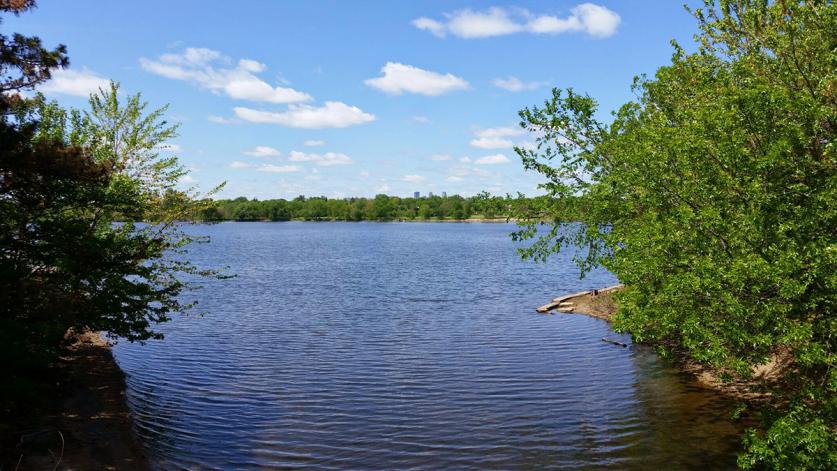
[234,102,375,129]
[401,174,426,183]
[303,139,325,147]
[288,150,353,166]
[470,126,525,149]
[449,164,492,178]
[229,161,256,169]
[39,68,110,97]
[430,154,452,161]
[446,7,522,38]
[208,115,237,124]
[140,47,312,104]
[258,164,301,173]
[229,160,301,173]
[365,62,469,96]
[475,154,512,165]
[413,3,620,39]
[529,3,621,37]
[491,76,545,92]
[244,146,281,157]
[412,17,447,37]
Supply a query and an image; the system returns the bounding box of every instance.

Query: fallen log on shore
[536,285,624,314]
[602,337,628,347]
[536,290,593,313]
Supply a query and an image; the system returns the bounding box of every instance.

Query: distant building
[413,191,420,199]
[428,192,434,197]
[442,192,447,198]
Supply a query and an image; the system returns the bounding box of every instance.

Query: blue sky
[10,1,699,199]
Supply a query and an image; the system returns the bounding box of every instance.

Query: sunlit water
[112,222,743,469]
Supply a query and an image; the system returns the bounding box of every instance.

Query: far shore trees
[193,193,524,222]
[514,1,835,468]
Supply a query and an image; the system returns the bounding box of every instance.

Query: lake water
[112,222,743,469]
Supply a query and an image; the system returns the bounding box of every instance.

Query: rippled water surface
[113,222,742,469]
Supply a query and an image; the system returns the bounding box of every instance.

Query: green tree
[0,0,67,100]
[1,2,225,423]
[372,194,395,219]
[515,1,835,468]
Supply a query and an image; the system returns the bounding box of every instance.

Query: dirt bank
[539,286,788,402]
[5,331,149,470]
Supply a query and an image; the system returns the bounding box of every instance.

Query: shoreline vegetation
[200,217,518,223]
[188,193,540,223]
[541,287,790,403]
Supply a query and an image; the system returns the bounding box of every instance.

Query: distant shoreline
[192,218,520,224]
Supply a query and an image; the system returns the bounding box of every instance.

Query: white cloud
[288,150,353,166]
[401,174,426,183]
[238,58,265,73]
[230,160,302,172]
[412,17,447,37]
[529,3,621,38]
[491,76,545,92]
[470,126,525,149]
[208,115,237,124]
[471,137,514,149]
[446,176,464,182]
[229,161,256,169]
[449,164,492,178]
[140,47,312,104]
[459,157,472,163]
[475,126,525,138]
[243,146,281,157]
[258,164,302,173]
[365,62,469,96]
[412,115,431,124]
[39,68,110,97]
[446,7,523,38]
[430,154,452,161]
[475,154,512,165]
[413,4,620,39]
[303,139,325,147]
[234,102,375,129]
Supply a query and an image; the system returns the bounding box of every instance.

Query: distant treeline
[194,192,539,221]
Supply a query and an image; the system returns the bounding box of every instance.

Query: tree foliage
[514,1,835,468]
[0,2,224,418]
[195,192,524,222]
[0,0,67,96]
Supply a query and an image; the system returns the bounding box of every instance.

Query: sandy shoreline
[5,332,149,470]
